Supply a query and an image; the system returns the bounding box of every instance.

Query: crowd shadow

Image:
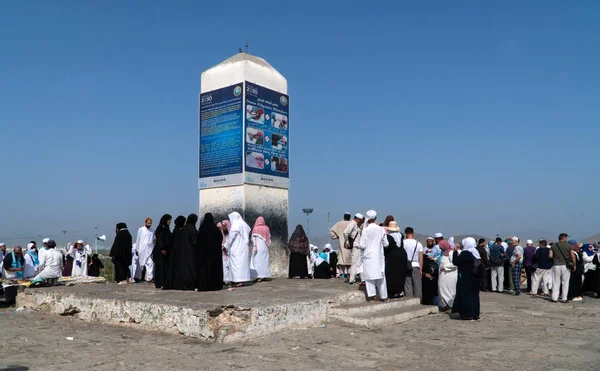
[0,366,29,371]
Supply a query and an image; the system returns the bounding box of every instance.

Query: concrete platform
[16,279,365,343]
[16,279,438,343]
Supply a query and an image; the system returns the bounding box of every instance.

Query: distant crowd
[3,211,599,322]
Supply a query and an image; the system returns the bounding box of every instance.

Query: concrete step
[328,305,438,328]
[329,297,421,317]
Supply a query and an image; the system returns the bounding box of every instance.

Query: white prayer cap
[355,213,364,219]
[43,238,50,244]
[0,243,5,247]
[365,210,377,220]
[27,243,35,250]
[434,233,443,238]
[77,240,84,244]
[344,212,351,216]
[526,240,533,245]
[512,236,519,242]
[427,237,434,241]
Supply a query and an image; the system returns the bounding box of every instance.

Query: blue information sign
[198,83,244,189]
[244,81,289,188]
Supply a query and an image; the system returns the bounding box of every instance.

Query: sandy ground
[1,290,599,370]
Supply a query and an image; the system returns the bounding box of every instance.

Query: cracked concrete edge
[15,286,365,343]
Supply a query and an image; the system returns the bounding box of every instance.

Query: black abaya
[288,225,310,279]
[385,235,407,297]
[313,261,331,279]
[421,256,439,305]
[329,251,338,278]
[153,214,172,289]
[568,252,583,298]
[109,223,133,283]
[196,213,223,291]
[163,216,196,291]
[451,251,480,320]
[289,252,309,278]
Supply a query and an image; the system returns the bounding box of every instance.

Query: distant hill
[584,233,600,244]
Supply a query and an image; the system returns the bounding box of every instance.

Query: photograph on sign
[246,127,264,146]
[271,134,287,151]
[272,113,288,129]
[246,104,265,124]
[271,156,288,173]
[245,151,265,170]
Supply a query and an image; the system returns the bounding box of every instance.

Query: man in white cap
[66,240,92,276]
[344,213,365,285]
[329,212,352,278]
[39,238,50,261]
[359,210,389,301]
[434,233,444,246]
[509,237,524,296]
[31,240,63,285]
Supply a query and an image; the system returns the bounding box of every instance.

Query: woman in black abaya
[153,214,172,289]
[451,237,480,320]
[109,222,133,284]
[288,225,309,279]
[196,213,224,291]
[163,215,196,290]
[385,222,407,299]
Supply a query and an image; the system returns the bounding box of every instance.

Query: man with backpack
[489,238,505,292]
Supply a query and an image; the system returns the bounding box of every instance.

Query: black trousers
[525,267,535,292]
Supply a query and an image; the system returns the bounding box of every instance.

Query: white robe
[135,227,155,267]
[33,249,63,280]
[23,251,39,278]
[438,254,458,308]
[129,243,140,279]
[222,237,232,283]
[359,223,388,280]
[66,243,91,277]
[226,231,251,282]
[250,234,271,279]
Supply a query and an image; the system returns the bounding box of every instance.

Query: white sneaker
[573,297,583,302]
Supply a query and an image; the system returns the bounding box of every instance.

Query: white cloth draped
[226,212,251,283]
[438,254,458,307]
[359,223,389,280]
[23,252,38,278]
[461,237,481,259]
[222,235,232,283]
[250,234,271,279]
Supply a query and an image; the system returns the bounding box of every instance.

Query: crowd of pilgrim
[3,211,600,320]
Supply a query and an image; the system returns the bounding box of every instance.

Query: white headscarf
[462,237,481,259]
[448,237,455,248]
[228,212,251,244]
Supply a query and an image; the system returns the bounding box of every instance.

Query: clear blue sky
[1,1,599,247]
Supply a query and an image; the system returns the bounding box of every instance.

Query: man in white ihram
[359,210,389,302]
[134,217,155,282]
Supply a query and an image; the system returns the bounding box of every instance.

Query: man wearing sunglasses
[2,246,25,280]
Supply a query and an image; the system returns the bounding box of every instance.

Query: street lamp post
[302,208,314,239]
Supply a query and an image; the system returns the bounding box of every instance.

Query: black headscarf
[174,215,186,228]
[110,222,132,262]
[184,213,199,248]
[186,214,198,227]
[159,214,172,227]
[288,225,309,255]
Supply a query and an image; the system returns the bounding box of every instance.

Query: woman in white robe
[225,212,251,286]
[66,241,91,277]
[250,216,271,280]
[438,240,457,311]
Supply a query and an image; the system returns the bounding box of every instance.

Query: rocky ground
[1,291,599,370]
